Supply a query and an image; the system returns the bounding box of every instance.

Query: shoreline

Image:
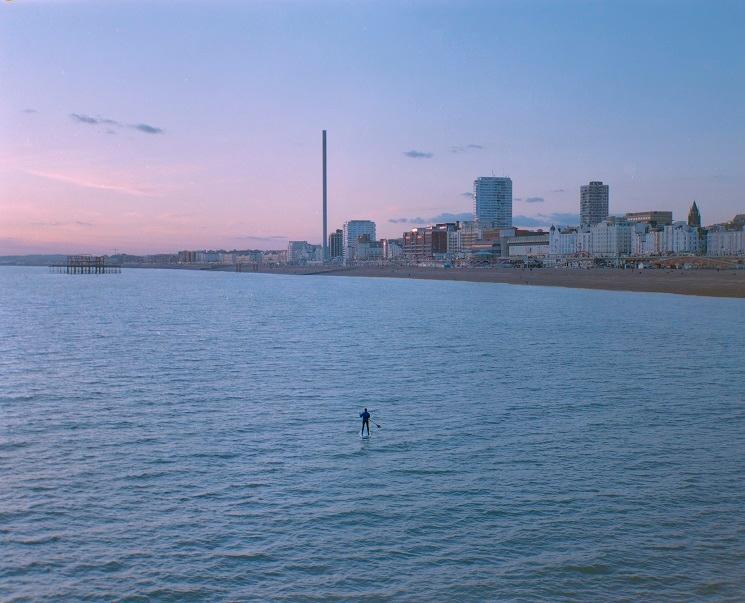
[6,263,745,298]
[125,263,745,298]
[316,266,745,298]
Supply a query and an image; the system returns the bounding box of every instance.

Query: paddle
[360,410,381,430]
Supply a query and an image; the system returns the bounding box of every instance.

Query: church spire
[688,201,701,228]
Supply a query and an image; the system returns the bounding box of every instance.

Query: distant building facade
[329,229,343,259]
[473,176,512,228]
[354,235,383,261]
[402,224,451,263]
[455,221,482,251]
[502,232,550,258]
[549,226,583,256]
[707,225,745,256]
[580,181,609,226]
[381,238,404,260]
[625,211,673,227]
[688,201,701,228]
[631,222,704,256]
[287,241,322,264]
[343,220,376,263]
[590,217,631,256]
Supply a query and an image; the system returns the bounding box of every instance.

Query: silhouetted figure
[360,408,371,436]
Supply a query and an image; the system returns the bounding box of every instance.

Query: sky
[1,0,744,254]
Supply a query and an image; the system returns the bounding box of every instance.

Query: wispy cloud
[524,196,545,203]
[22,169,156,197]
[71,113,100,124]
[450,144,484,153]
[430,212,473,223]
[403,150,433,159]
[461,192,473,198]
[29,220,96,228]
[231,234,288,242]
[22,108,38,114]
[389,211,473,225]
[513,213,580,227]
[70,113,164,135]
[552,188,566,193]
[389,217,426,224]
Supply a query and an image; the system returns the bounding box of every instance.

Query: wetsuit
[360,410,371,436]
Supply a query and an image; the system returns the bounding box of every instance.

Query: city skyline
[2,1,744,254]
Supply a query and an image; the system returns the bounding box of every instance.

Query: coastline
[6,262,743,298]
[315,266,745,299]
[123,263,745,299]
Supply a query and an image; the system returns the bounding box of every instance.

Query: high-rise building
[329,229,343,259]
[473,177,512,228]
[580,181,609,226]
[343,220,376,263]
[688,201,701,228]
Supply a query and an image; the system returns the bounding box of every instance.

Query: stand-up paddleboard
[360,433,370,440]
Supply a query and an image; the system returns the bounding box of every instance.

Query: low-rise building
[590,217,632,257]
[625,211,674,227]
[287,241,322,264]
[263,250,288,264]
[549,226,578,256]
[355,237,383,261]
[402,224,451,262]
[196,251,221,263]
[707,226,745,256]
[631,222,704,256]
[381,238,403,260]
[455,221,482,250]
[502,231,549,258]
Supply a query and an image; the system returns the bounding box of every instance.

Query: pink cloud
[20,169,157,197]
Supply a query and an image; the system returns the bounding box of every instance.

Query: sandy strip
[313,266,745,299]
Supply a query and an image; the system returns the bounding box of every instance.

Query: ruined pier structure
[49,255,121,274]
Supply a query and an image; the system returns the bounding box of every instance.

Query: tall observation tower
[322,130,328,262]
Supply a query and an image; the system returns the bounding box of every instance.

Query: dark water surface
[1,266,745,601]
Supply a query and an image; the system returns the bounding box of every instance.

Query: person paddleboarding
[360,408,371,436]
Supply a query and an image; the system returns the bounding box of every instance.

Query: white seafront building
[549,227,580,256]
[590,217,632,257]
[707,226,745,256]
[550,219,631,258]
[550,219,706,258]
[631,222,703,256]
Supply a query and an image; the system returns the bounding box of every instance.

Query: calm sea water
[1,266,745,601]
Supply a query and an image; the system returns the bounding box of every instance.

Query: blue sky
[1,0,743,253]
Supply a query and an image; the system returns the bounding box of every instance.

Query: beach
[115,262,745,298]
[316,265,745,298]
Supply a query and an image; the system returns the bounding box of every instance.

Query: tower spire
[322,130,328,261]
[688,200,701,227]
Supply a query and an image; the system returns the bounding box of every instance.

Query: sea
[1,266,745,602]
